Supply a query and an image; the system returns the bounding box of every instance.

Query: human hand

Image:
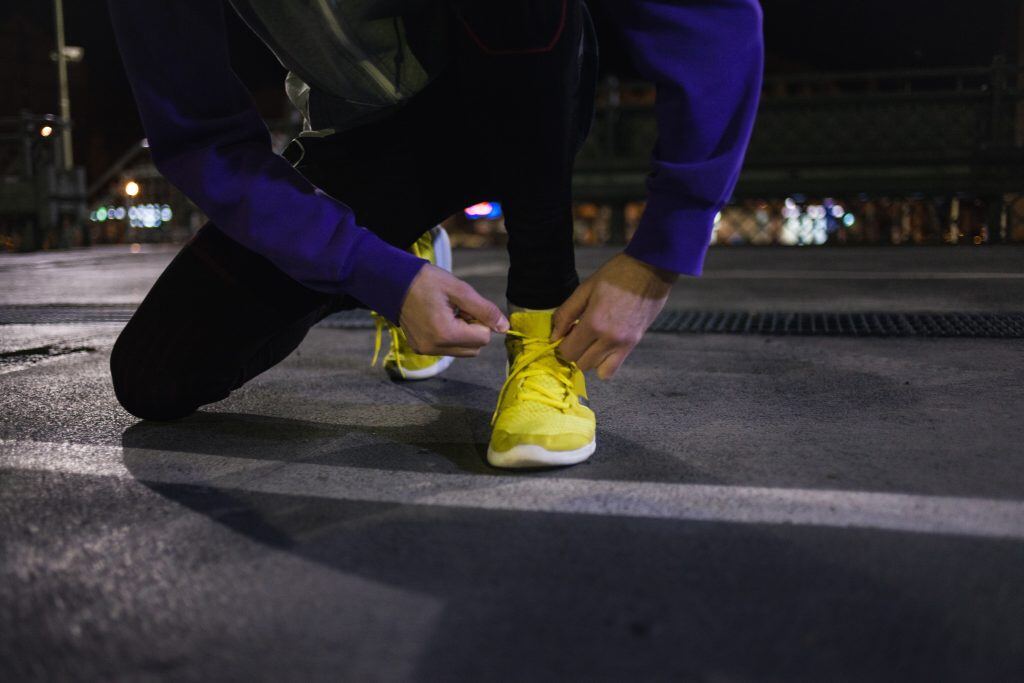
[552,253,677,379]
[398,264,509,357]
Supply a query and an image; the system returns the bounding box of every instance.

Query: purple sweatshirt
[108,1,763,323]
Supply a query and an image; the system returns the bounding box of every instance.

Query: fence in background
[574,59,1024,245]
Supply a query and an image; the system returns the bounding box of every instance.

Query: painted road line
[3,439,1023,540]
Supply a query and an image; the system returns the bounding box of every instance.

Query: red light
[465,202,494,218]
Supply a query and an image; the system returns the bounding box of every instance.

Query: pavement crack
[0,344,97,374]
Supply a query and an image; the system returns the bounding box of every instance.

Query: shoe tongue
[509,311,553,340]
[508,311,567,400]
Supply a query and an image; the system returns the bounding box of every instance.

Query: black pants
[111,1,597,421]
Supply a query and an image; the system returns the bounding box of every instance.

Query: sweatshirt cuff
[623,198,719,277]
[343,229,427,325]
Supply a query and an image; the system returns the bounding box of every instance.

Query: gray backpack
[229,0,451,135]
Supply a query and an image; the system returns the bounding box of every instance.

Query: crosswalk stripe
[3,439,1023,540]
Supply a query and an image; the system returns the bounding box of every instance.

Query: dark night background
[3,5,1024,680]
[0,1,1018,183]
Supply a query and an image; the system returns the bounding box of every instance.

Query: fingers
[596,349,627,380]
[448,283,509,333]
[440,345,484,358]
[405,333,483,358]
[574,340,611,372]
[551,282,590,340]
[438,319,492,348]
[400,266,506,357]
[407,340,483,357]
[558,316,597,362]
[559,314,640,378]
[407,319,490,356]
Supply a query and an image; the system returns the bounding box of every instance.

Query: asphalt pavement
[2,243,1023,681]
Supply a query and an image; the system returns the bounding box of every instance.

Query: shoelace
[368,233,431,379]
[491,330,578,425]
[371,313,408,378]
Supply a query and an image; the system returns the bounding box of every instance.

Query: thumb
[552,282,590,340]
[448,282,509,333]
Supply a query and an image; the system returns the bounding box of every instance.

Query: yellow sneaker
[487,310,596,468]
[371,226,454,380]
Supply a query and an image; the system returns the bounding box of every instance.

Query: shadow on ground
[117,410,1024,681]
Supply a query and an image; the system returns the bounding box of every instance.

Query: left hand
[553,253,678,379]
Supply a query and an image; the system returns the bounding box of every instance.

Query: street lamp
[53,0,73,171]
[40,126,54,137]
[124,180,140,197]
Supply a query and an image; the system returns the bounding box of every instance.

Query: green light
[96,207,107,221]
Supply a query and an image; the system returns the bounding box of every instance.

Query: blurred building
[4,1,1024,251]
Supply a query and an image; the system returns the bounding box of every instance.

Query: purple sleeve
[107,0,425,323]
[603,0,764,275]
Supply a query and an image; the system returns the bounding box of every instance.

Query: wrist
[620,252,679,286]
[346,231,428,326]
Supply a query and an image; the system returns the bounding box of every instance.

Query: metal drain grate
[322,309,1024,338]
[648,310,1024,338]
[2,305,1023,338]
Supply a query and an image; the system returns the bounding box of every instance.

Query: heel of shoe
[430,226,452,272]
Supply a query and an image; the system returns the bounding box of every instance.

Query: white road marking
[3,439,1023,540]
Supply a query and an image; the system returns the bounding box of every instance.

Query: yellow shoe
[371,226,454,381]
[487,310,596,468]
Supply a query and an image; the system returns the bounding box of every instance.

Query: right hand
[398,264,509,357]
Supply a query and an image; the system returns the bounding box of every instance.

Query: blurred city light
[124,180,140,197]
[40,126,53,137]
[464,202,502,220]
[54,45,84,63]
[89,203,172,228]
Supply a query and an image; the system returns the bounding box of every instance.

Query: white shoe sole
[430,225,452,273]
[487,439,596,469]
[385,354,453,381]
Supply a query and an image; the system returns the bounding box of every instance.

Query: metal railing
[574,59,1024,200]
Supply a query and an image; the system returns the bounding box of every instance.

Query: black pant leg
[110,224,331,421]
[111,7,599,421]
[112,65,494,422]
[454,0,596,309]
[288,4,598,312]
